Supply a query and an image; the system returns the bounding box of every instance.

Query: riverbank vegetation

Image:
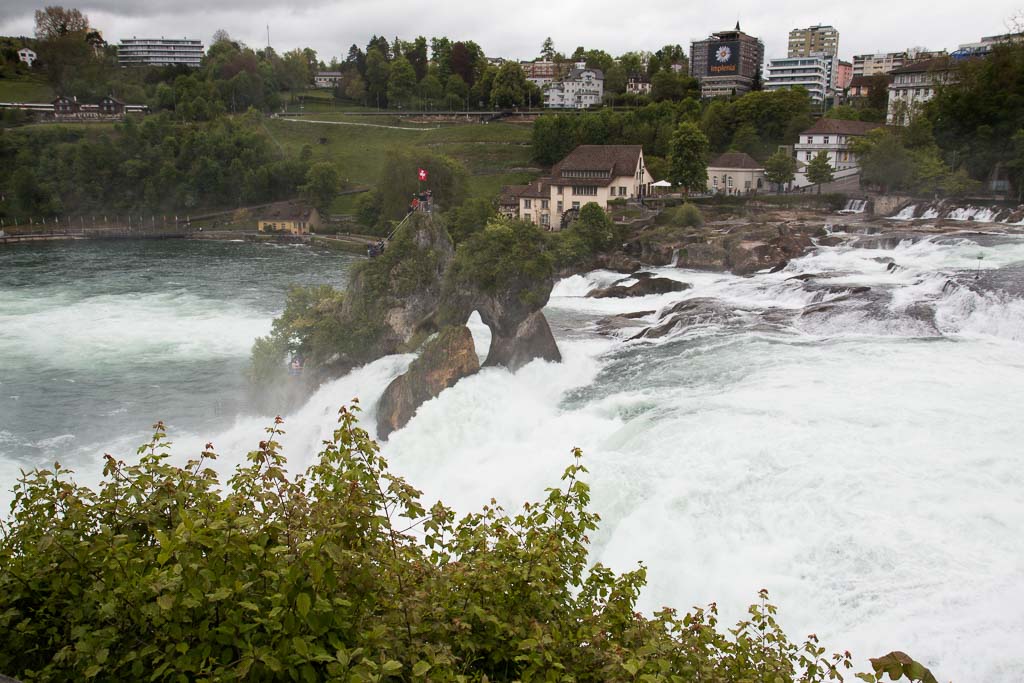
[0,404,938,682]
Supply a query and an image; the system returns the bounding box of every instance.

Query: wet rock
[376,325,480,441]
[675,242,728,271]
[596,252,644,273]
[595,311,656,334]
[629,298,735,340]
[484,310,561,371]
[816,235,846,247]
[887,262,902,273]
[587,277,690,299]
[872,257,896,264]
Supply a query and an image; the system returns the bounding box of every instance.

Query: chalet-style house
[18,47,36,68]
[706,152,765,195]
[53,95,81,116]
[99,96,125,116]
[501,145,653,230]
[257,202,321,235]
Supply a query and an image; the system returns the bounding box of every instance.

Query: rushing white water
[890,205,918,220]
[4,235,1024,681]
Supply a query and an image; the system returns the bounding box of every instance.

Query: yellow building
[257,202,321,235]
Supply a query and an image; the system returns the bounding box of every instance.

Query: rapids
[3,232,1024,680]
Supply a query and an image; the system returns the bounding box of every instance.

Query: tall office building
[118,38,205,68]
[788,25,840,58]
[690,23,765,98]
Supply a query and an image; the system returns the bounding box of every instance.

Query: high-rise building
[690,23,765,98]
[788,25,839,58]
[765,56,829,103]
[118,38,205,68]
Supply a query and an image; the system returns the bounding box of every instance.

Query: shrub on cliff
[0,404,936,682]
[446,216,554,307]
[249,284,346,384]
[358,150,468,230]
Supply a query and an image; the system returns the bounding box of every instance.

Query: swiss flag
[417,168,428,182]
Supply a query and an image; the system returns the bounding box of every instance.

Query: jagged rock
[596,252,643,273]
[595,311,656,335]
[375,326,479,441]
[629,298,735,340]
[587,277,691,298]
[816,235,846,247]
[483,310,561,371]
[675,242,728,270]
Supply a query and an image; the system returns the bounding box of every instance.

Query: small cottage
[257,202,321,235]
[706,152,765,195]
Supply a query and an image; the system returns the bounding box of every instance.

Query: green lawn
[264,118,540,203]
[0,75,54,103]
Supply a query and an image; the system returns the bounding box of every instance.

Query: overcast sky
[2,0,1021,63]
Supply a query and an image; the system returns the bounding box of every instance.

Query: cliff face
[313,214,563,438]
[375,325,480,440]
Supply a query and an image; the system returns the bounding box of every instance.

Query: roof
[552,145,643,183]
[567,67,604,80]
[499,184,528,205]
[800,118,882,136]
[258,201,318,222]
[848,74,889,89]
[889,57,955,74]
[708,152,763,170]
[519,178,551,199]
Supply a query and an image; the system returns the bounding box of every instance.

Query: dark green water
[0,239,357,473]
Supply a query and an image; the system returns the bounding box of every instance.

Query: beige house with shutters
[501,145,653,231]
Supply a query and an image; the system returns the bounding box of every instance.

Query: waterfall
[838,199,867,214]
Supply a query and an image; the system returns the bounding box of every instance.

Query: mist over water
[3,233,1024,680]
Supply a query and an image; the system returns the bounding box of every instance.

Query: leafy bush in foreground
[1,404,935,682]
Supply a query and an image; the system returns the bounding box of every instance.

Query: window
[557,186,563,195]
[807,136,813,144]
[823,136,830,144]
[524,214,533,223]
[541,199,548,209]
[727,176,733,188]
[540,214,550,226]
[713,176,718,187]
[609,186,615,195]
[572,201,580,209]
[524,199,532,209]
[557,201,563,212]
[620,187,627,196]
[572,186,597,196]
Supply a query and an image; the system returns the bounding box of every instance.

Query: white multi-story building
[792,118,882,186]
[952,32,1024,58]
[765,55,829,102]
[626,74,651,95]
[886,57,958,125]
[17,48,36,68]
[544,62,604,109]
[117,38,204,68]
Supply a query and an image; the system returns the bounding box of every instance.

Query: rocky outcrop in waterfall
[375,325,480,440]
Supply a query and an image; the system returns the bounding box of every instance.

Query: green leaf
[381,660,402,674]
[157,594,175,611]
[412,661,431,677]
[296,592,311,619]
[293,637,309,658]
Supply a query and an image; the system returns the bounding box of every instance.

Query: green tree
[444,74,468,109]
[541,36,555,61]
[386,55,417,108]
[806,150,834,193]
[365,47,390,108]
[302,161,341,210]
[764,150,798,192]
[490,61,529,108]
[667,121,709,194]
[568,201,616,254]
[852,129,915,193]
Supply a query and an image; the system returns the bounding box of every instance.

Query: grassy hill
[0,74,54,103]
[262,116,540,208]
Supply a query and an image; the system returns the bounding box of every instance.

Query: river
[2,232,1023,680]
